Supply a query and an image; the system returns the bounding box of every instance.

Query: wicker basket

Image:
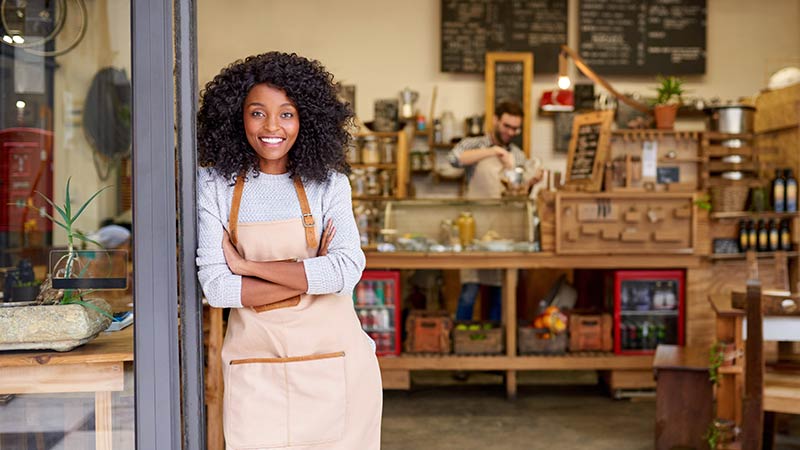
[710,184,749,212]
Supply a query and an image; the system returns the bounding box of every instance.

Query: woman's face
[242,83,299,174]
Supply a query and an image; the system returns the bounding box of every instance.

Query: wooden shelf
[705,132,754,141]
[378,352,653,371]
[413,129,431,136]
[719,365,743,374]
[704,145,757,157]
[708,161,758,172]
[354,131,404,138]
[352,196,396,202]
[431,143,455,149]
[710,211,799,220]
[611,129,702,139]
[351,163,395,169]
[658,157,707,163]
[708,251,799,260]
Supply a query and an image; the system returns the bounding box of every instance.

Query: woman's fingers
[319,219,335,256]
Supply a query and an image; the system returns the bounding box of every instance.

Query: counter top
[365,251,703,269]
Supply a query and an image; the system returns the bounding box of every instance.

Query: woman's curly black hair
[197,52,352,183]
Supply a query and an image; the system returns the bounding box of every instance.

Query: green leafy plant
[704,420,720,450]
[694,194,712,212]
[654,75,685,106]
[14,178,113,318]
[708,341,725,386]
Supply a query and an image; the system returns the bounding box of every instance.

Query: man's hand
[222,230,249,276]
[318,219,336,256]
[494,146,514,169]
[525,167,545,193]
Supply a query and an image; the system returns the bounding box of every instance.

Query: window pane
[0,0,134,447]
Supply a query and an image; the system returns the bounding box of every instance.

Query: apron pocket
[224,360,289,449]
[226,351,346,448]
[286,352,347,445]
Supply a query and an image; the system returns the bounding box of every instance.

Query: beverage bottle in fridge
[628,322,638,350]
[620,322,629,350]
[358,309,369,330]
[374,281,385,305]
[384,280,393,306]
[382,309,391,329]
[356,281,367,306]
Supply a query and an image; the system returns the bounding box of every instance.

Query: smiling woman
[195,52,382,450]
[242,84,299,174]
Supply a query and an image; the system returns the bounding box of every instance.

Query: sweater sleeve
[195,168,243,308]
[302,173,366,296]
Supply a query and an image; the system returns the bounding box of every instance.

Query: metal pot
[705,105,755,134]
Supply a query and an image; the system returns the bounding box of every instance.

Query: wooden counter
[365,251,702,270]
[0,328,133,450]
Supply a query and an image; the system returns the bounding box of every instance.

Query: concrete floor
[381,371,800,450]
[1,370,798,449]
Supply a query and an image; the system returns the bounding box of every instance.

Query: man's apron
[221,176,382,450]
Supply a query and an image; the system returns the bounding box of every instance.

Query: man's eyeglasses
[500,122,522,133]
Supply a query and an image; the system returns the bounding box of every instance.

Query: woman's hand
[222,230,249,276]
[318,219,336,256]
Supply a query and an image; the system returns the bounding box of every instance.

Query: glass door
[0,0,136,448]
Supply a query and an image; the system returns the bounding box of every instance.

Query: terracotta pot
[654,104,678,130]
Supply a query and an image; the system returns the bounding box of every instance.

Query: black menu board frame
[440,0,568,74]
[484,52,533,158]
[578,0,706,75]
[565,110,613,192]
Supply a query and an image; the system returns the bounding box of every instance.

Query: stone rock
[0,298,113,352]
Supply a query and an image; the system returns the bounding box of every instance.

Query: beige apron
[462,157,505,286]
[221,176,382,450]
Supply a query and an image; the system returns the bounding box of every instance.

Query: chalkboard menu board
[485,53,533,157]
[441,0,567,74]
[579,0,706,75]
[565,111,613,191]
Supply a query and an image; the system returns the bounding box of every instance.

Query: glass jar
[346,141,360,164]
[380,170,393,197]
[456,211,476,248]
[361,136,380,164]
[381,137,395,164]
[350,169,366,197]
[365,168,380,196]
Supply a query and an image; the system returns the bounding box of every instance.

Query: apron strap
[227,173,318,249]
[229,174,246,246]
[293,176,318,249]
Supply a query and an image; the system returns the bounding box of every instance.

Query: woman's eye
[251,111,265,118]
[281,112,294,119]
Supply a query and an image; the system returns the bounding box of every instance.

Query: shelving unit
[607,130,703,192]
[351,130,409,199]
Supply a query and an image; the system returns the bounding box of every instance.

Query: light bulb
[2,35,12,44]
[11,35,24,44]
[16,100,26,109]
[557,76,571,90]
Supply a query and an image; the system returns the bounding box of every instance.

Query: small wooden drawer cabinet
[555,192,696,255]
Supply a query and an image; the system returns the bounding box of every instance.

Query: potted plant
[653,76,685,130]
[0,179,115,352]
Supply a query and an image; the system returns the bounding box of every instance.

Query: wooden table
[0,327,134,450]
[653,345,714,450]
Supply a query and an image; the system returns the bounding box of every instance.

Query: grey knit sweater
[196,167,365,308]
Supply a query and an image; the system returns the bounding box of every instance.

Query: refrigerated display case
[353,270,401,356]
[610,270,685,355]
